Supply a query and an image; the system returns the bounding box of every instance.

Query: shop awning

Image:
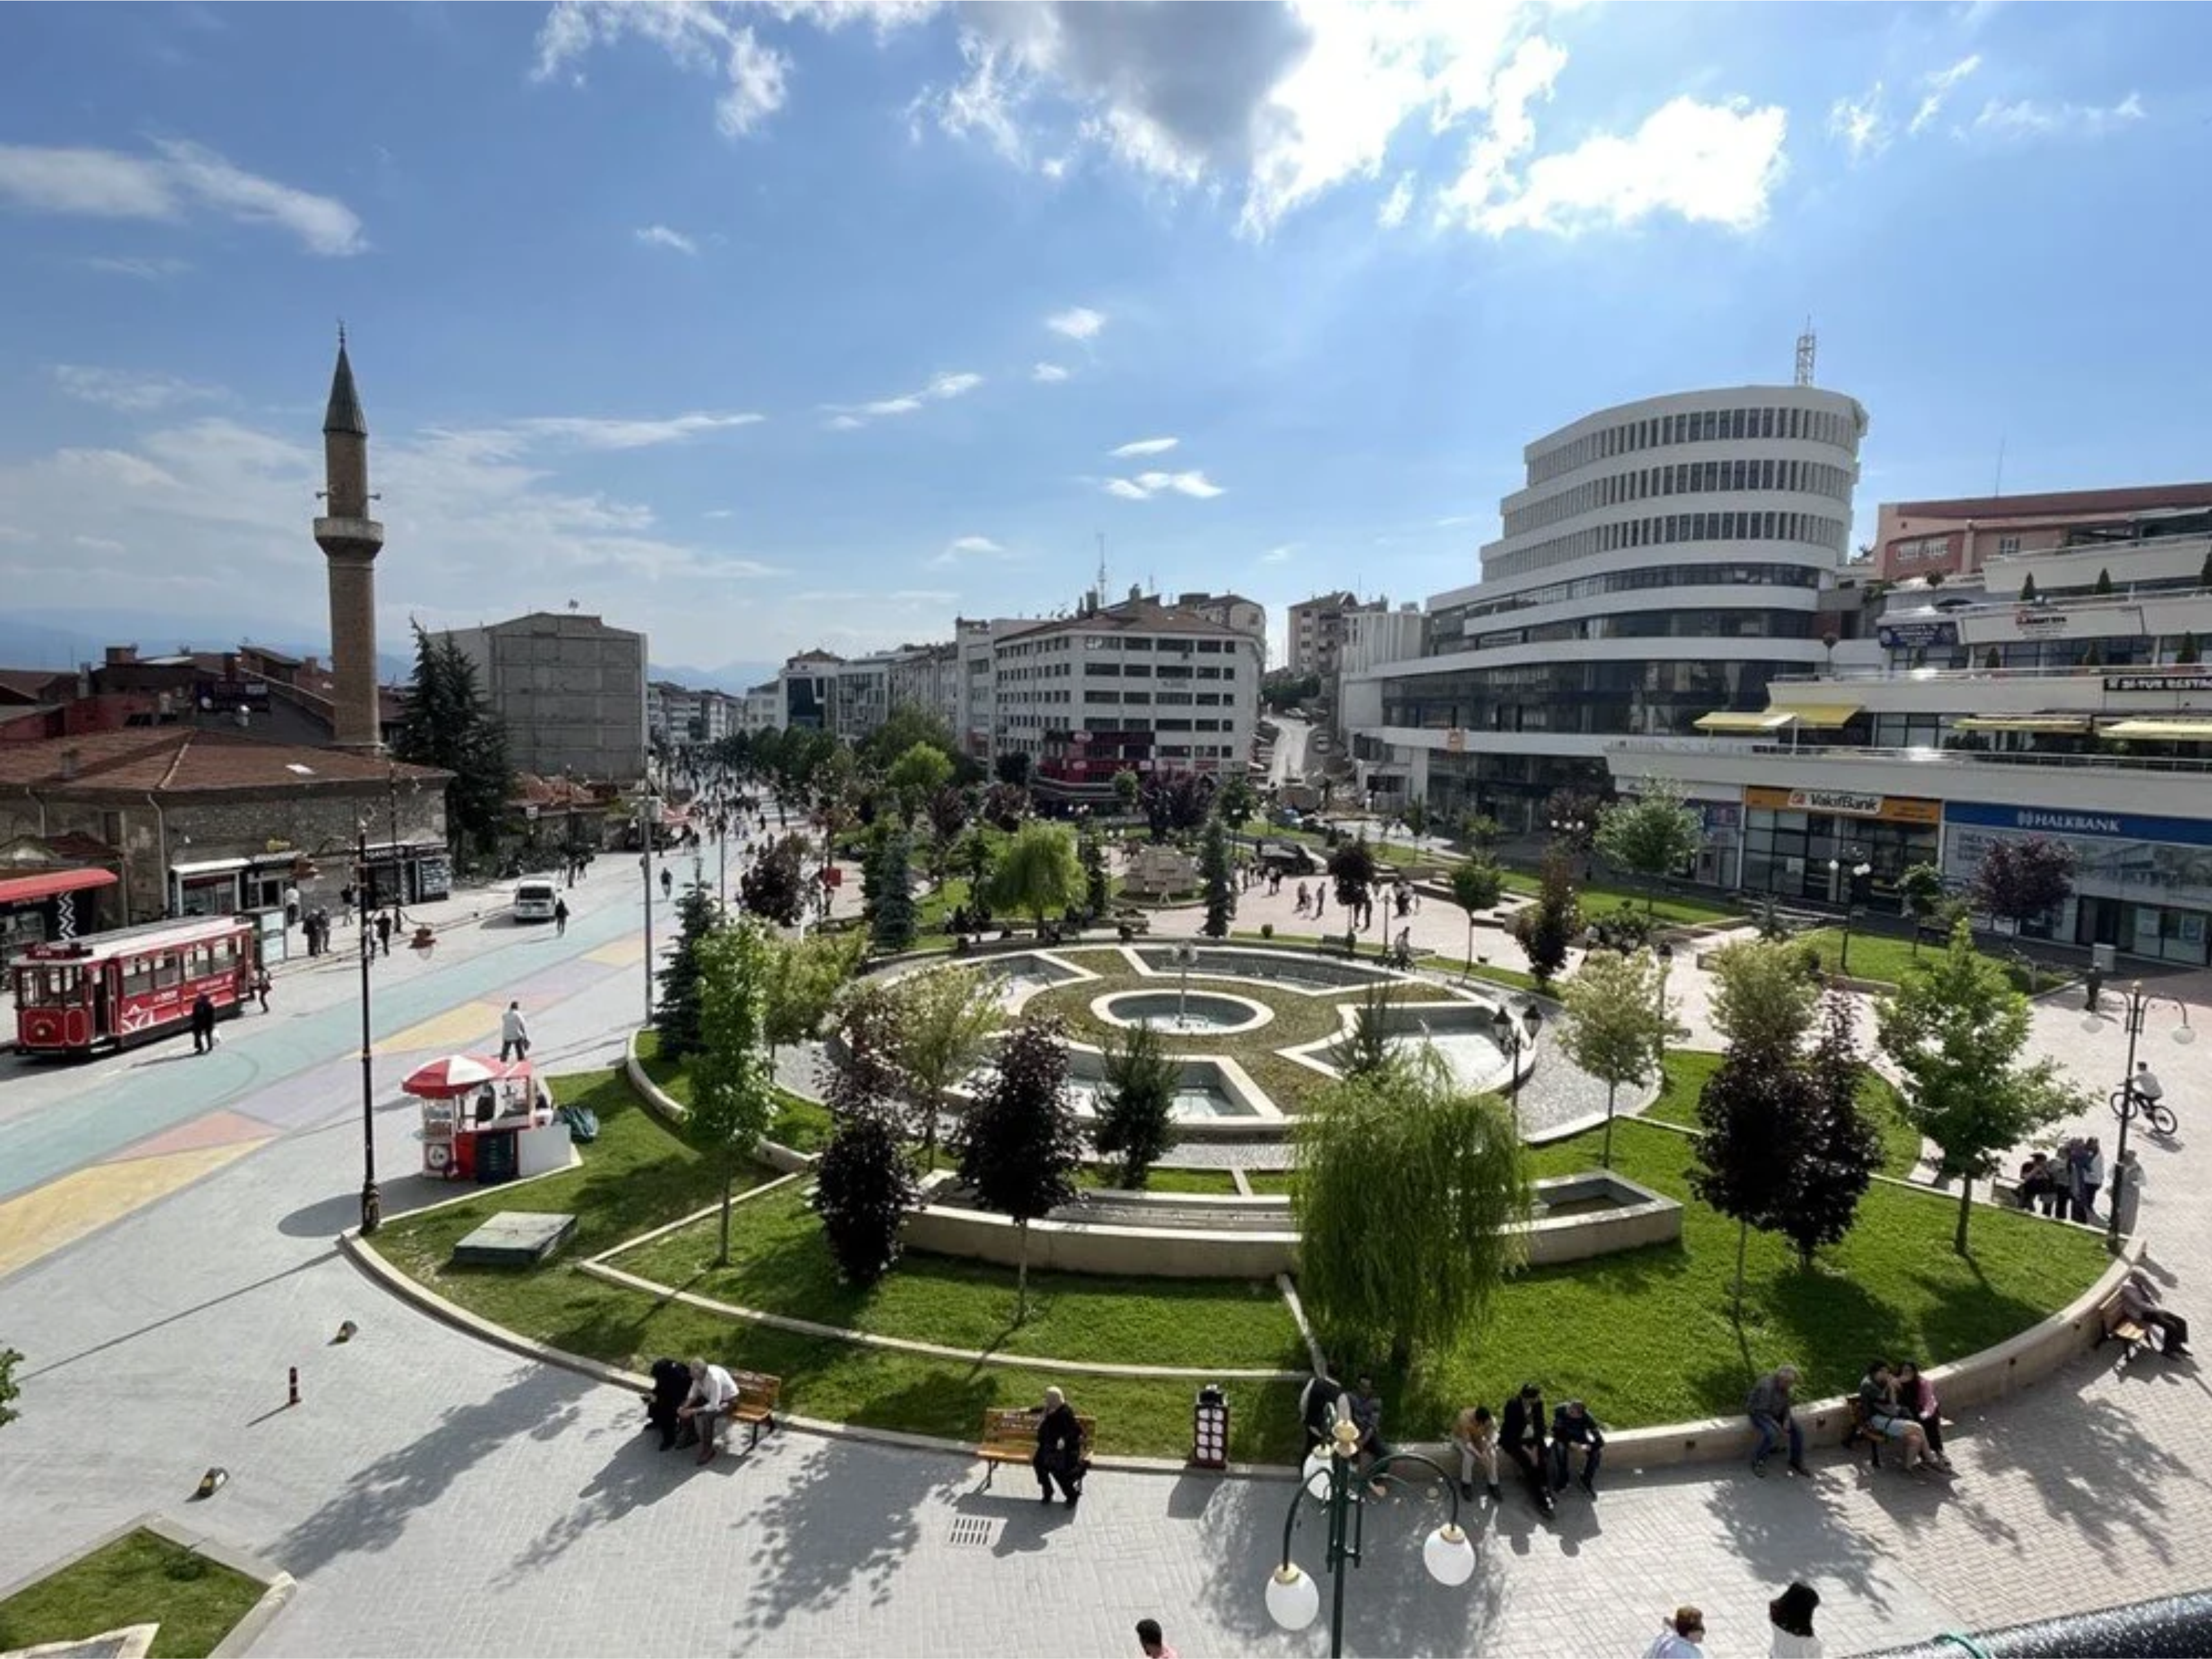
[1767,699,1862,728]
[170,856,249,877]
[1953,716,2093,734]
[0,867,118,905]
[2100,718,2212,740]
[1694,710,1796,733]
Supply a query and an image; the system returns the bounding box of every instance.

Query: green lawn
[1794,927,2074,995]
[1497,870,1742,927]
[633,1030,833,1151]
[608,1183,1304,1369]
[1079,1165,1242,1196]
[374,1068,1308,1462]
[1637,1050,1924,1176]
[0,1531,265,1659]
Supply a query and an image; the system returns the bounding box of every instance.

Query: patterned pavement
[1,838,2208,1657]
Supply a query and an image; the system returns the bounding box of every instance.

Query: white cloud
[1103,469,1225,502]
[1032,361,1070,383]
[826,368,984,428]
[498,412,765,450]
[928,532,1016,568]
[1909,54,1980,135]
[1047,305,1105,341]
[1110,436,1179,458]
[73,534,128,555]
[83,254,192,280]
[1259,544,1297,564]
[1377,172,1416,229]
[702,508,735,520]
[0,139,363,254]
[533,1,790,137]
[1972,91,2145,140]
[635,223,699,254]
[1829,83,1889,161]
[1447,94,1788,237]
[52,365,223,414]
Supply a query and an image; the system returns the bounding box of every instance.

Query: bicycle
[2111,1085,2177,1138]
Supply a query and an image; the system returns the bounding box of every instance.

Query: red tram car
[8,915,256,1056]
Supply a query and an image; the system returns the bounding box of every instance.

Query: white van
[512,879,559,923]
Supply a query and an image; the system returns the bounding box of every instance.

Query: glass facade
[1382,658,1792,739]
[1739,792,1942,909]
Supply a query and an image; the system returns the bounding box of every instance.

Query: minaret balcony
[314,515,386,548]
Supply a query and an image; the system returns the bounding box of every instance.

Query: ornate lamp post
[2082,983,2193,1253]
[1490,1000,1542,1102]
[639,794,658,1024]
[1827,850,1872,972]
[354,821,380,1234]
[1263,1404,1476,1659]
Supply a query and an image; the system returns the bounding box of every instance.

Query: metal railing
[1604,737,2212,775]
[1772,661,2210,685]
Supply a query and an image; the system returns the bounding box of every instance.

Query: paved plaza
[1,830,2208,1657]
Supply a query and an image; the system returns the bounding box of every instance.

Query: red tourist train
[8,915,256,1056]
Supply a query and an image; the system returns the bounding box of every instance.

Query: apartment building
[1871,482,2212,584]
[436,611,647,784]
[1287,591,1385,679]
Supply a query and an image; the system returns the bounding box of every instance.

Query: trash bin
[475,1129,519,1185]
[2093,942,2117,975]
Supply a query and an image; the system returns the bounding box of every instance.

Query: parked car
[1255,840,1319,875]
[512,879,560,923]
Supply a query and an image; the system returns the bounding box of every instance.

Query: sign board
[197,679,271,711]
[1444,728,1467,753]
[2106,673,2212,693]
[1746,786,1940,826]
[1943,800,2212,849]
[819,865,843,888]
[2013,608,2067,631]
[1875,620,1958,650]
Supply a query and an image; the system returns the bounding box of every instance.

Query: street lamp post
[355,822,380,1235]
[1827,852,1872,973]
[386,762,406,928]
[1490,1001,1543,1103]
[2082,982,2194,1253]
[640,794,658,1024]
[1263,1406,1476,1659]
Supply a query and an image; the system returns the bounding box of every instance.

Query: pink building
[1872,482,2212,583]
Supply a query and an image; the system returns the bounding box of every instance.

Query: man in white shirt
[500,1001,530,1063]
[680,1358,737,1464]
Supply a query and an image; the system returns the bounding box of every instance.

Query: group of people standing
[2017,1135,2140,1230]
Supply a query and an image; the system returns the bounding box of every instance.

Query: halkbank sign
[1943,801,2212,848]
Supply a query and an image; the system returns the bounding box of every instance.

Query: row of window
[1469,609,1815,651]
[998,634,1245,659]
[1486,510,1850,583]
[1528,402,1863,486]
[1438,562,1823,630]
[1080,663,1233,679]
[1505,457,1855,536]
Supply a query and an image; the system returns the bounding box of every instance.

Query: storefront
[0,865,119,955]
[1688,795,1744,889]
[1740,786,1942,909]
[359,840,452,908]
[1941,802,2212,966]
[170,852,302,918]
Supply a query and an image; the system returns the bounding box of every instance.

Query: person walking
[252,966,271,1014]
[2111,1147,2145,1238]
[553,896,570,937]
[1135,1618,1177,1659]
[1746,1364,1808,1478]
[284,883,301,929]
[2079,1136,2107,1223]
[189,991,217,1054]
[660,865,674,901]
[339,883,355,926]
[1769,1582,1822,1657]
[500,1001,530,1063]
[375,910,393,957]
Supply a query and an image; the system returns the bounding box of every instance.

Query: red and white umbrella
[401,1053,510,1099]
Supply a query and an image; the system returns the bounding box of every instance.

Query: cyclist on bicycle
[2134,1062,2163,1106]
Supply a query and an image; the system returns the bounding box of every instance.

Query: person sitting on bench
[1034,1386,1086,1508]
[1501,1382,1555,1516]
[1858,1360,1937,1472]
[2108,1270,2192,1359]
[678,1358,737,1466]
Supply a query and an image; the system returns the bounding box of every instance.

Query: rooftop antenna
[1993,436,2007,498]
[1794,318,1816,387]
[1095,530,1108,604]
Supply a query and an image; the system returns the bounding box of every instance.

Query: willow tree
[988,820,1083,937]
[1291,1051,1532,1367]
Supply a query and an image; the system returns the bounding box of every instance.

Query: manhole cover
[948,1516,999,1548]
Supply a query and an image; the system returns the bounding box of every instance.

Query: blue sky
[1,1,2204,675]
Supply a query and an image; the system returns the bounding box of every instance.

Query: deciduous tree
[1897,861,1946,956]
[1292,1052,1531,1366]
[1706,936,1821,1062]
[1111,768,1142,815]
[1326,835,1379,949]
[955,1017,1086,1319]
[1877,920,2088,1253]
[988,821,1083,936]
[812,1111,918,1288]
[1449,857,1505,977]
[1511,845,1581,985]
[739,833,809,926]
[1783,990,1884,1269]
[688,919,779,1265]
[1557,947,1674,1168]
[764,927,865,1059]
[1216,776,1259,844]
[1594,784,1704,914]
[885,741,954,815]
[886,965,1004,1167]
[1970,836,2076,937]
[1690,1050,1814,1319]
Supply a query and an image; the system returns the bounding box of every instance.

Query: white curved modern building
[1343,384,1869,850]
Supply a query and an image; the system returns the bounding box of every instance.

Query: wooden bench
[711,1370,782,1450]
[975,1407,1096,1491]
[2100,1287,2153,1372]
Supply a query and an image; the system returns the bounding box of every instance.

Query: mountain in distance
[0,608,411,682]
[649,660,778,695]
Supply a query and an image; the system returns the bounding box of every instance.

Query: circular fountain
[1092,988,1276,1037]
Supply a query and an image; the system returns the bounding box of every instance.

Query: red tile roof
[1001,598,1248,644]
[0,729,448,795]
[1889,483,2212,521]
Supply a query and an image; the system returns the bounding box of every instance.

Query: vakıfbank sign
[1746,787,1941,826]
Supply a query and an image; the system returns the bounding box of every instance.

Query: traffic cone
[194,1467,229,1500]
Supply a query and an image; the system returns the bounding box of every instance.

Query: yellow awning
[1694,710,1796,733]
[2100,718,2212,740]
[1953,716,2092,734]
[1767,700,1862,728]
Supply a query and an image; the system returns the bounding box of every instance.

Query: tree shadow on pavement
[1695,1452,1930,1621]
[731,1433,962,1638]
[501,1394,724,1581]
[1197,1462,1508,1655]
[270,1363,591,1577]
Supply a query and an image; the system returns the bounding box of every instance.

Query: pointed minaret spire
[324,324,368,438]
